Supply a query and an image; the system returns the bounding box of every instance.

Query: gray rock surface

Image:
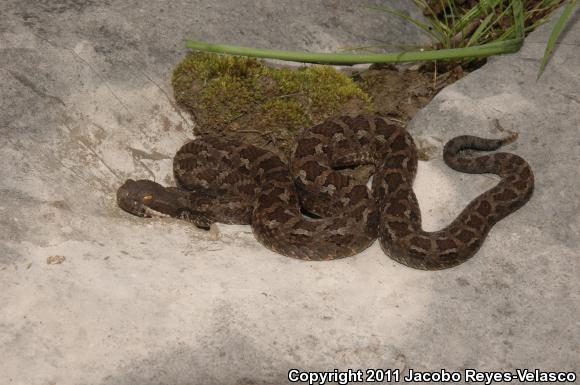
[1,1,578,384]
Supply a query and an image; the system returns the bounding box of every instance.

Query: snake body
[117,114,534,270]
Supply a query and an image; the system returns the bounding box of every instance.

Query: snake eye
[142,194,154,203]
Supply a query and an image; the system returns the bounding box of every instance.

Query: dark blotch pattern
[118,114,534,270]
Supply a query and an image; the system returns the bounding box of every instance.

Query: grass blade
[467,12,496,46]
[513,0,526,38]
[538,0,578,78]
[185,38,523,65]
[455,0,502,31]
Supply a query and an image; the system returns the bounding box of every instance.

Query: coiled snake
[117,114,534,270]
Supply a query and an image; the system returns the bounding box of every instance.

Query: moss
[172,52,372,156]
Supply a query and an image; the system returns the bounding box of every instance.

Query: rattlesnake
[117,114,534,270]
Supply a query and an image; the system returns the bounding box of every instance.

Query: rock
[1,1,578,383]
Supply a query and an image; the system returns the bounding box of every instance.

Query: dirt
[355,62,465,124]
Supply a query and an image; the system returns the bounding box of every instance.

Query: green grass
[184,38,523,65]
[370,0,575,76]
[539,0,578,77]
[184,1,577,76]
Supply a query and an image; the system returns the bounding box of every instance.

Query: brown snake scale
[117,114,534,270]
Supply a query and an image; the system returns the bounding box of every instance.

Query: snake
[117,114,534,270]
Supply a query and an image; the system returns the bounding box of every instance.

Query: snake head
[117,179,215,230]
[117,179,185,218]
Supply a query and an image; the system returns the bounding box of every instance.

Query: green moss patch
[172,52,372,156]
